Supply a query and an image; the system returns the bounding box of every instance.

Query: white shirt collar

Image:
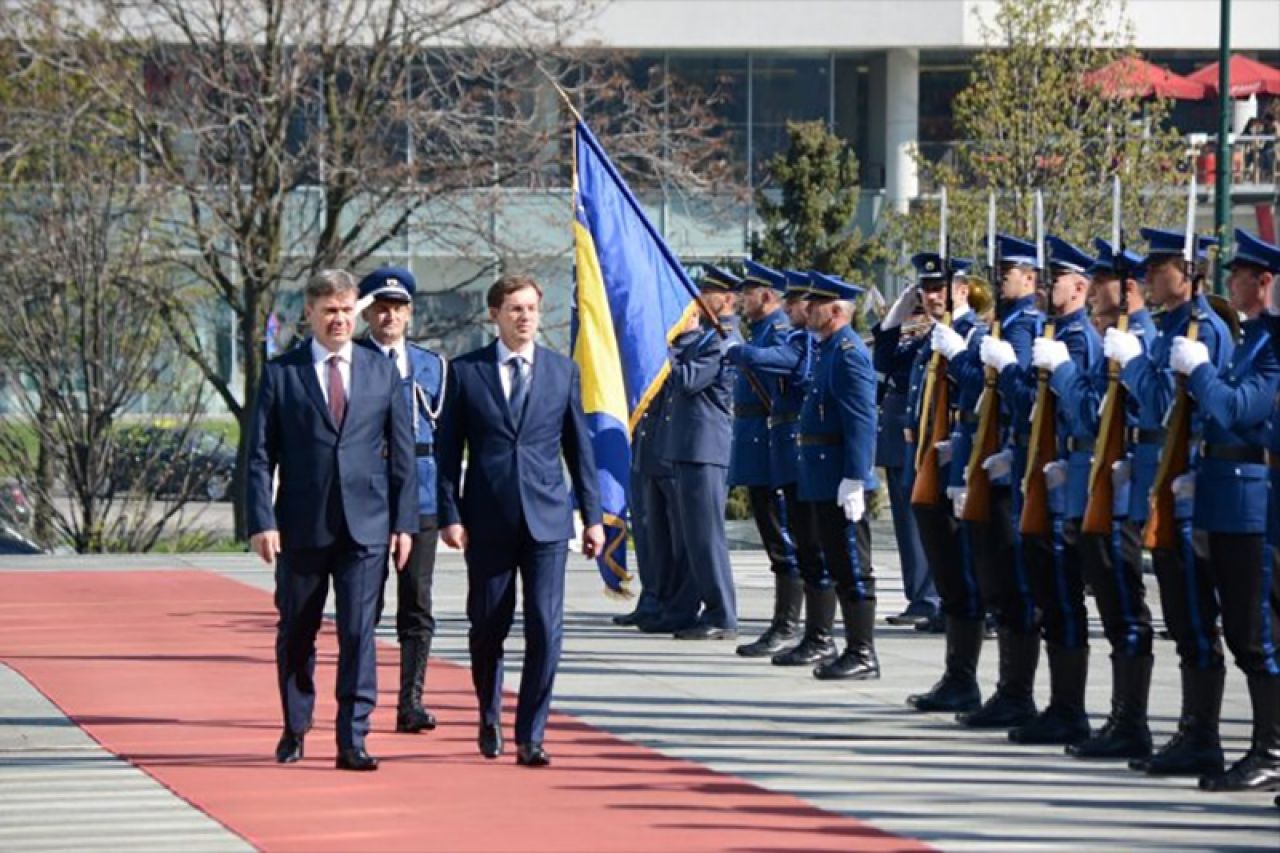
[311,339,353,364]
[496,338,535,365]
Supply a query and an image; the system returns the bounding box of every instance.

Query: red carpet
[0,570,923,851]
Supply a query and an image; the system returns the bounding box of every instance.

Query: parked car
[0,523,44,555]
[0,479,32,531]
[110,426,236,501]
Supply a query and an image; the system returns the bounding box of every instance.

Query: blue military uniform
[795,274,882,681]
[1180,229,1280,793]
[663,285,741,638]
[356,265,445,732]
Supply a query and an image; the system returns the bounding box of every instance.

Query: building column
[884,48,919,214]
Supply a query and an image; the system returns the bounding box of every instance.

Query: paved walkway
[1,525,1277,850]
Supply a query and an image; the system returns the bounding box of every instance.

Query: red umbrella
[1188,55,1280,98]
[1083,56,1207,100]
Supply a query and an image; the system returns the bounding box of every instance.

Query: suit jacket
[246,340,418,549]
[436,341,603,543]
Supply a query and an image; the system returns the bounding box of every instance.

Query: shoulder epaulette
[840,339,856,350]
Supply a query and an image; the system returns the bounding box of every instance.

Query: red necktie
[327,355,346,427]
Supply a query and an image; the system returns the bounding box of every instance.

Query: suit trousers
[672,461,737,629]
[914,502,984,621]
[275,531,386,750]
[643,473,699,625]
[796,500,875,602]
[971,485,1039,636]
[885,464,938,611]
[1080,522,1153,659]
[1023,518,1089,650]
[748,485,801,579]
[466,524,568,745]
[1202,533,1280,677]
[1151,524,1224,672]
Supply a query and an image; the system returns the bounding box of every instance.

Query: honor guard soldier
[1103,227,1235,777]
[796,273,882,681]
[1169,229,1280,794]
[356,266,446,735]
[872,262,942,629]
[905,258,991,712]
[963,235,1045,729]
[728,261,805,658]
[1016,236,1104,746]
[728,270,836,666]
[1067,239,1161,761]
[662,271,742,640]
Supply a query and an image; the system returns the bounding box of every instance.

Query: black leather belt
[734,403,768,418]
[798,434,841,447]
[953,410,979,426]
[1126,427,1166,445]
[1064,437,1092,453]
[415,443,434,457]
[768,412,800,428]
[1200,443,1265,464]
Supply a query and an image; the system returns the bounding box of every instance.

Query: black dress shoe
[913,612,946,634]
[674,625,738,641]
[886,607,933,626]
[396,706,438,733]
[516,742,551,767]
[635,616,695,634]
[478,722,504,759]
[275,731,304,764]
[335,747,378,771]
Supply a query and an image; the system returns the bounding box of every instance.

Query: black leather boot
[737,573,804,658]
[813,598,880,681]
[1068,655,1153,759]
[772,586,838,666]
[1010,644,1091,745]
[1199,675,1280,792]
[957,629,1039,728]
[908,617,983,713]
[395,637,437,733]
[1131,666,1224,776]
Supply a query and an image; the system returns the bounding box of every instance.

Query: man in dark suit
[437,273,605,768]
[247,269,417,772]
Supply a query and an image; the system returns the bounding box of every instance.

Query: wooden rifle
[1019,190,1056,537]
[961,192,1001,523]
[910,189,953,507]
[1082,176,1129,536]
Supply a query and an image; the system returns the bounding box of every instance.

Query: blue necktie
[507,356,527,424]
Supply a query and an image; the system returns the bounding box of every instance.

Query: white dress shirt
[371,338,409,379]
[496,338,535,400]
[311,339,353,405]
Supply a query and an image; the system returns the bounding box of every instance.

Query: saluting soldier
[729,270,837,666]
[356,266,446,735]
[871,264,942,630]
[1016,236,1104,746]
[1168,229,1280,794]
[1067,239,1161,761]
[796,273,881,681]
[963,235,1045,729]
[1103,228,1235,778]
[728,261,805,658]
[662,273,742,640]
[905,259,990,712]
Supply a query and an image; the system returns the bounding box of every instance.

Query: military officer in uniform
[728,261,805,657]
[1169,229,1280,793]
[663,272,741,640]
[728,269,836,666]
[796,273,881,681]
[357,266,446,735]
[965,234,1045,730]
[1104,227,1235,777]
[872,265,942,629]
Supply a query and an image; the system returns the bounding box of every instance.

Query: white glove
[883,285,919,329]
[1171,473,1196,501]
[946,486,968,519]
[1111,459,1132,488]
[1103,328,1142,367]
[1043,460,1067,490]
[980,336,1017,372]
[837,478,865,522]
[931,323,967,359]
[934,439,953,466]
[1169,336,1210,376]
[1032,338,1070,373]
[982,449,1013,480]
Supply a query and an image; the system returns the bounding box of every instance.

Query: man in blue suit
[436,274,604,768]
[356,266,447,735]
[247,269,418,772]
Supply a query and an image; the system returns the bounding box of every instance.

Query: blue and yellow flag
[571,120,700,594]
